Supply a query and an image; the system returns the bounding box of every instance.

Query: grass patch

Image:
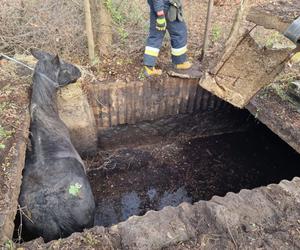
[212,25,222,43]
[105,0,125,25]
[0,126,12,139]
[0,125,13,150]
[104,0,148,44]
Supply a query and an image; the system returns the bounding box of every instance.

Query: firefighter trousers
[143,2,188,67]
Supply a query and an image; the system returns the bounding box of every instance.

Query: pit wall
[58,77,231,152]
[87,78,225,128]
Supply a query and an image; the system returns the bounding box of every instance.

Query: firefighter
[143,0,192,76]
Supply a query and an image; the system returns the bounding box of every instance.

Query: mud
[86,120,300,228]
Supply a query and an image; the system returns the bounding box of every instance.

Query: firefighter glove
[156,16,167,31]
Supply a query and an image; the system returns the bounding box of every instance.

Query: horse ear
[31,48,47,60]
[51,54,60,66]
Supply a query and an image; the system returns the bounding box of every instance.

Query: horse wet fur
[19,49,95,242]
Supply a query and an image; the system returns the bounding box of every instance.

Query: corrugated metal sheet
[88,78,227,128]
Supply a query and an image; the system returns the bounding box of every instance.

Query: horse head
[31,49,81,87]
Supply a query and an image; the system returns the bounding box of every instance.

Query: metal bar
[0,53,34,71]
[0,53,57,84]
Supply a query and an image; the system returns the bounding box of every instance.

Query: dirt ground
[93,0,243,82]
[0,61,30,173]
[0,0,243,83]
[0,58,32,165]
[0,59,31,244]
[1,0,294,84]
[0,1,245,82]
[0,78,27,189]
[85,0,297,86]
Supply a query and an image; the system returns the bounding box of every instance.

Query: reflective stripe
[145,46,160,57]
[171,45,187,56]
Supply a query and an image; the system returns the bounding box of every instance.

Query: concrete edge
[0,110,30,244]
[20,176,300,249]
[246,88,300,154]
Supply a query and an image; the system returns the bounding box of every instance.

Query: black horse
[19,49,95,242]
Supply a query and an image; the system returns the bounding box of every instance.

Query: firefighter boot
[175,61,193,70]
[144,66,163,77]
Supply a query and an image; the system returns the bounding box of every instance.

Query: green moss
[0,125,13,150]
[0,126,12,139]
[83,233,100,246]
[3,239,15,250]
[265,32,283,49]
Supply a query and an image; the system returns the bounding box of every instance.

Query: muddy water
[94,187,192,226]
[86,124,300,227]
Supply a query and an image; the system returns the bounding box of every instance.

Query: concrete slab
[57,82,98,156]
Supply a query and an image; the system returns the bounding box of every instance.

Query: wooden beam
[84,0,95,64]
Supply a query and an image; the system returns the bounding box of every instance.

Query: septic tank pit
[84,113,300,228]
[13,79,300,244]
